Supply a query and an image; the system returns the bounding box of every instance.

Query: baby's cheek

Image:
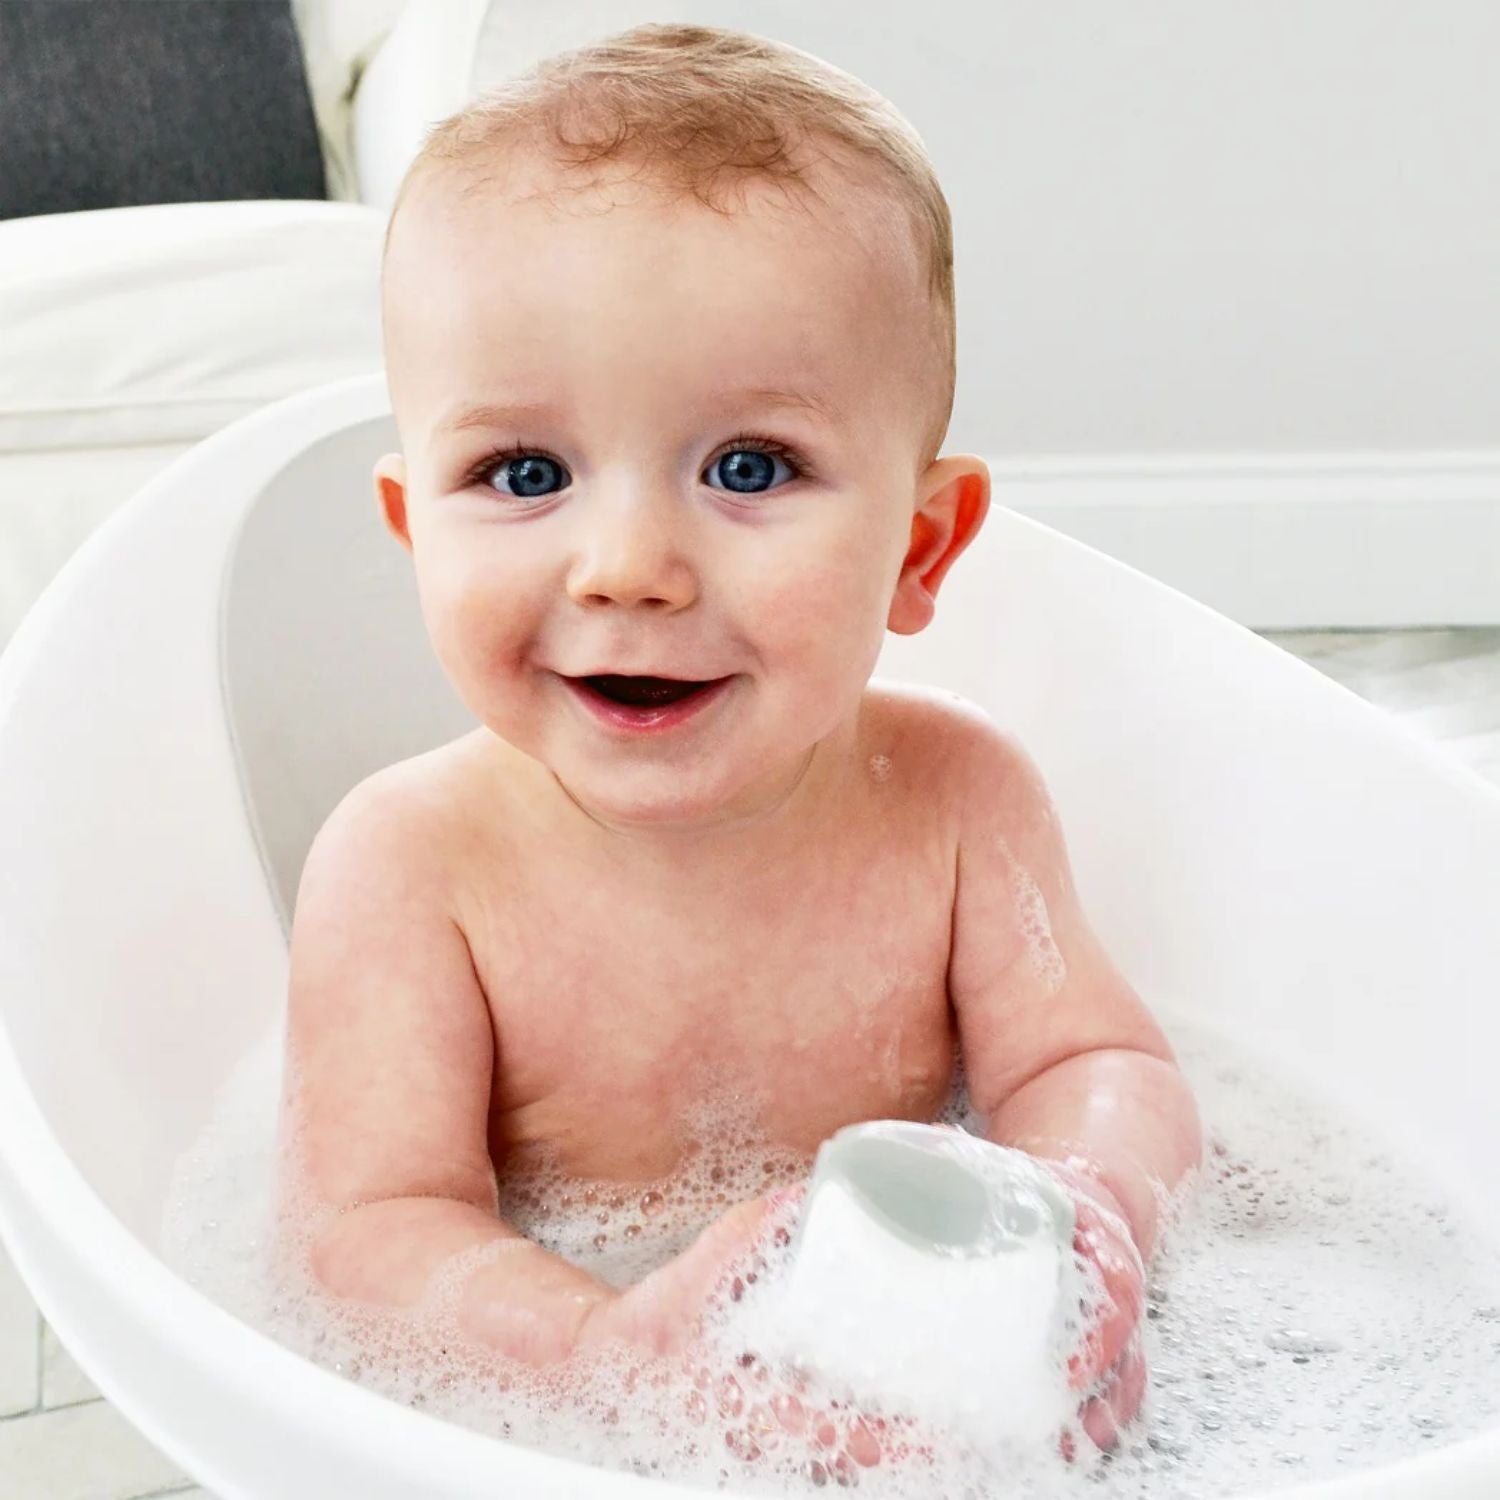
[752,554,889,684]
[418,550,534,707]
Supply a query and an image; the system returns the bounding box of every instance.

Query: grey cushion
[0,0,327,221]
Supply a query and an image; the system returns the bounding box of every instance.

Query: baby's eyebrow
[716,385,845,425]
[433,385,843,441]
[437,399,554,439]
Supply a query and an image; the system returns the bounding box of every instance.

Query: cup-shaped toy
[751,1120,1082,1448]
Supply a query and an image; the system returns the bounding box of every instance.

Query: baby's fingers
[660,1194,785,1323]
[721,1395,885,1474]
[709,1185,806,1282]
[1057,1339,1148,1464]
[1079,1337,1149,1453]
[597,1202,774,1357]
[1066,1199,1145,1390]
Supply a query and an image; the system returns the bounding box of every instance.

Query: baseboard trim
[986,450,1500,628]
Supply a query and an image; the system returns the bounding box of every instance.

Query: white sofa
[0,0,491,654]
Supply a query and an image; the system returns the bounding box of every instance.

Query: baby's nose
[565,494,698,611]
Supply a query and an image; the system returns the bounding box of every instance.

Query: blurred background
[0,3,1496,1494]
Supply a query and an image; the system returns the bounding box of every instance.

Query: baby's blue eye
[705,446,798,495]
[491,452,565,501]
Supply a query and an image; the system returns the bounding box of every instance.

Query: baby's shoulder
[300,732,486,901]
[859,684,1065,903]
[862,681,1037,782]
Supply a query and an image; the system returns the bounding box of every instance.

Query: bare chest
[466,852,959,1183]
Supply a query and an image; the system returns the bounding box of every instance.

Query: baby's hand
[1037,1159,1148,1457]
[590,1185,938,1479]
[686,1349,937,1482]
[578,1182,806,1359]
[577,1185,883,1478]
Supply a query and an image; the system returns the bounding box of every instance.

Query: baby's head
[374,23,989,830]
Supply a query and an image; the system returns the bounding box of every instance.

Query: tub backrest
[221,416,475,938]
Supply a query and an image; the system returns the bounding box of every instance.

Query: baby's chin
[542,744,816,834]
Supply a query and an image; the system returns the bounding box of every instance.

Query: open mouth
[561,673,733,732]
[580,674,718,707]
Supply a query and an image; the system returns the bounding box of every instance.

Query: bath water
[161,1015,1500,1497]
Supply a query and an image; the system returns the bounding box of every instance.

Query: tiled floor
[2,626,1498,1497]
[1262,627,1500,788]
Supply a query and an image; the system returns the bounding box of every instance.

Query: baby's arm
[281,775,778,1370]
[943,712,1203,1438]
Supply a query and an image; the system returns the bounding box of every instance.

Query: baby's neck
[543,715,861,870]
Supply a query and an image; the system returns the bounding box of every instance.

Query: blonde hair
[384,23,956,467]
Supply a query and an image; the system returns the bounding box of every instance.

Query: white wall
[469,1,1496,448]
[988,9,1487,454]
[460,1,1500,621]
[917,1,1500,458]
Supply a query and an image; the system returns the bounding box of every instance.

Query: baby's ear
[373,453,412,552]
[887,456,990,635]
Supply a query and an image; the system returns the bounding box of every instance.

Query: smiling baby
[275,21,1203,1473]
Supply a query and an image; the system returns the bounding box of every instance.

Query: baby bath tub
[1,371,1498,1500]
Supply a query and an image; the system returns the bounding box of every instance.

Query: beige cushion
[0,445,192,650]
[290,0,408,204]
[346,0,490,213]
[0,199,385,453]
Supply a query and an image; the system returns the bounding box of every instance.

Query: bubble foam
[161,1017,1500,1498]
[996,837,1066,995]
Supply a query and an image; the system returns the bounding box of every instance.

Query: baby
[276,21,1203,1474]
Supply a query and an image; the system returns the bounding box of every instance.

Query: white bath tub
[1,371,1498,1499]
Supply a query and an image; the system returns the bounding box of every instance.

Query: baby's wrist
[1030,1151,1137,1239]
[567,1286,620,1354]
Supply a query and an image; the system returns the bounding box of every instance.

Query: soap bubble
[161,1017,1500,1499]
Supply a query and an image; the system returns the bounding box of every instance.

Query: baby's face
[377,159,971,828]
